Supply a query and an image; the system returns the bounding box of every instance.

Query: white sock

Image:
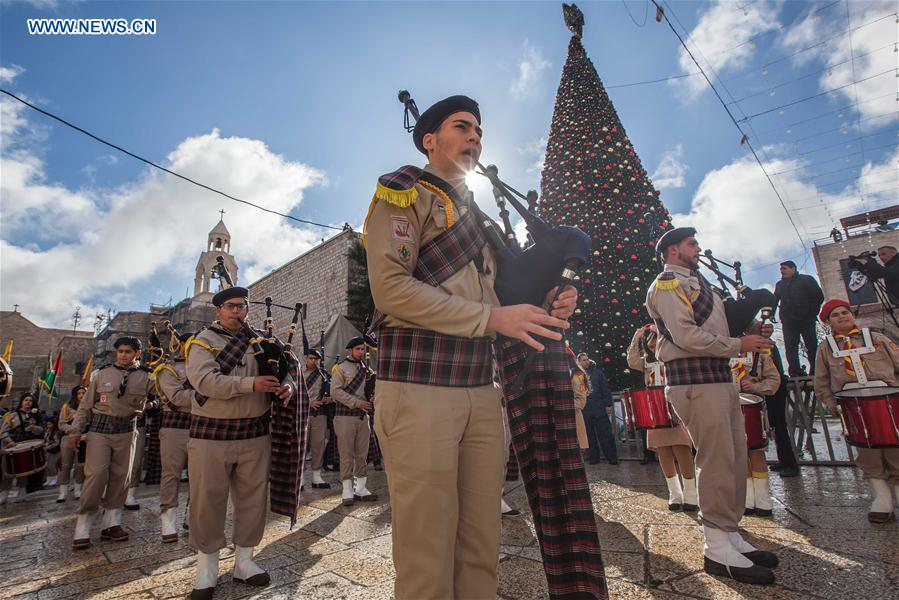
[752,473,772,511]
[745,477,755,510]
[665,475,684,504]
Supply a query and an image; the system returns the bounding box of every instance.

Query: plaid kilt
[270,353,308,525]
[143,410,162,485]
[161,410,192,430]
[377,327,493,387]
[88,413,137,435]
[505,442,520,481]
[367,405,382,465]
[325,421,340,468]
[496,335,608,599]
[190,412,270,441]
[664,357,732,386]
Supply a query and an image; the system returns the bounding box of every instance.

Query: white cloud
[518,135,547,175]
[674,1,782,97]
[510,40,551,100]
[651,144,688,189]
[670,147,898,269]
[1,99,328,328]
[0,64,25,83]
[781,1,897,123]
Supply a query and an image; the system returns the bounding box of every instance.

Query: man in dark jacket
[582,356,618,465]
[855,245,899,305]
[773,261,824,376]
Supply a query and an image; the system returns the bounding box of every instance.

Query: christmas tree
[539,4,671,389]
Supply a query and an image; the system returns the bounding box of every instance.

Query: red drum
[76,435,87,467]
[740,394,769,451]
[0,440,47,477]
[622,387,677,430]
[835,386,899,448]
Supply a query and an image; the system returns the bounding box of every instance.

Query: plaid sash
[305,368,324,416]
[88,413,137,435]
[334,361,367,417]
[497,337,607,599]
[161,410,192,430]
[693,273,716,327]
[377,327,493,387]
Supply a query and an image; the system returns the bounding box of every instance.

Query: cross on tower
[12,304,19,313]
[218,209,226,220]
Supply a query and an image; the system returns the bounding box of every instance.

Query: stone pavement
[1,461,896,599]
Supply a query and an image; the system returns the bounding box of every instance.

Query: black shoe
[124,503,140,511]
[190,587,214,600]
[703,556,775,585]
[868,511,896,524]
[587,458,600,465]
[743,550,779,568]
[233,571,271,587]
[354,493,378,502]
[769,464,784,472]
[779,467,800,478]
[668,502,683,512]
[755,508,773,517]
[744,507,756,516]
[311,482,332,489]
[608,459,620,465]
[502,508,521,516]
[683,503,699,512]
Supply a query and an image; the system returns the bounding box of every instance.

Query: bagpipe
[398,90,592,389]
[697,249,776,374]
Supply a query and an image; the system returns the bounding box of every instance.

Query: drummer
[627,324,697,511]
[0,392,46,502]
[813,299,899,523]
[729,346,780,517]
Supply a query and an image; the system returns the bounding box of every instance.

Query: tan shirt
[301,364,325,401]
[155,360,194,413]
[72,363,154,433]
[365,165,499,338]
[730,353,780,396]
[645,264,742,361]
[813,330,899,407]
[186,326,272,420]
[58,403,78,434]
[330,360,366,410]
[626,326,667,386]
[572,371,589,410]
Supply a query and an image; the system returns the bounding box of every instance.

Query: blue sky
[1,0,896,329]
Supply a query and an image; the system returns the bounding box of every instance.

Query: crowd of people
[1,93,897,600]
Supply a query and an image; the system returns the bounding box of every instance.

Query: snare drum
[740,394,769,450]
[0,440,47,477]
[835,386,899,448]
[622,387,677,430]
[75,435,88,467]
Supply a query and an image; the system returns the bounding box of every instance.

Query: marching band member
[646,227,777,585]
[70,337,155,550]
[0,392,45,502]
[330,337,376,505]
[185,286,295,599]
[153,331,195,543]
[627,324,697,511]
[814,299,899,523]
[303,349,333,489]
[57,385,86,502]
[570,348,591,452]
[730,348,780,517]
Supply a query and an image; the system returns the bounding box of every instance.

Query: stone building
[0,310,94,412]
[248,229,364,342]
[811,206,898,339]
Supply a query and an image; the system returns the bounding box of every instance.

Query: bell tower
[194,211,239,296]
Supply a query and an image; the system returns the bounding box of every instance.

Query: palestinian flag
[41,351,62,393]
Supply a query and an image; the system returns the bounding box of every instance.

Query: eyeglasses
[221,303,248,311]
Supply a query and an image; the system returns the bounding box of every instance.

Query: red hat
[819,299,850,323]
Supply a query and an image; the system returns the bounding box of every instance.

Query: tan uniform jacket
[813,330,899,407]
[645,265,742,362]
[331,360,366,410]
[626,326,667,387]
[301,364,324,401]
[186,325,288,419]
[155,360,194,413]
[365,164,499,338]
[58,403,78,434]
[72,364,154,433]
[572,371,589,410]
[731,353,780,396]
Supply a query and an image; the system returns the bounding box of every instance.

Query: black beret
[345,336,365,349]
[413,95,481,156]
[780,260,797,269]
[212,286,249,307]
[113,336,142,351]
[305,349,322,359]
[655,227,697,255]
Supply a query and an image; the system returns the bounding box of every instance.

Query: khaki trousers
[334,415,370,481]
[855,447,899,483]
[78,430,138,515]
[309,414,329,471]
[187,435,270,554]
[129,426,146,489]
[59,434,84,485]
[667,383,746,532]
[375,381,505,600]
[159,427,190,509]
